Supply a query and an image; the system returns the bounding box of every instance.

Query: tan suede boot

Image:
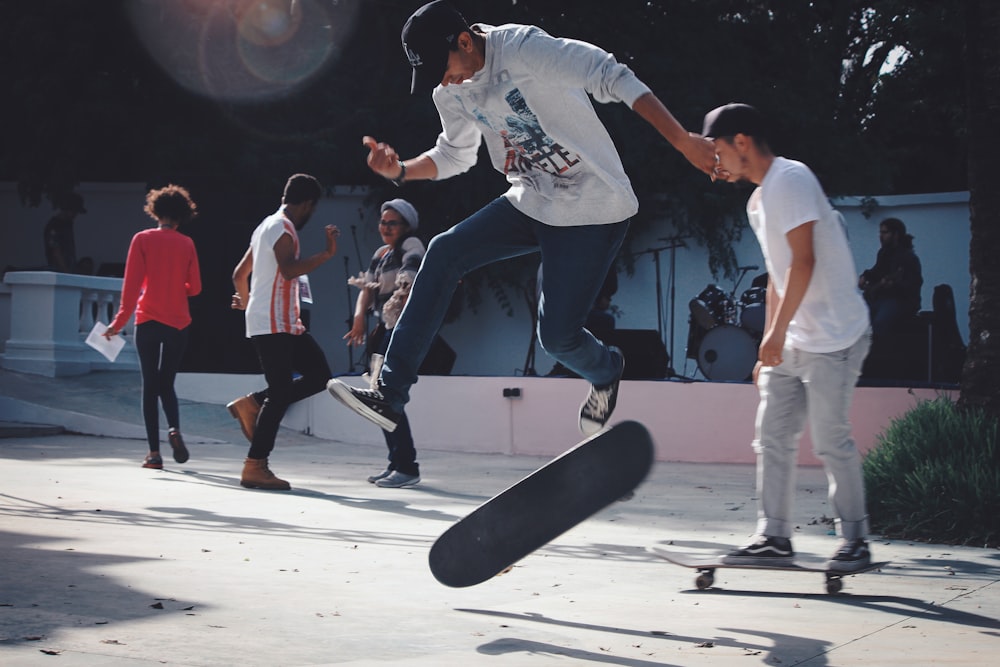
[227,394,260,443]
[240,457,291,490]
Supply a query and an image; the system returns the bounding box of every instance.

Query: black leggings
[134,321,189,450]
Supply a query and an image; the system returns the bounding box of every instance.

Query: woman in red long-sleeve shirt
[105,185,201,469]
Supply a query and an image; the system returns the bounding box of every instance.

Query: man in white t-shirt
[327,0,717,440]
[229,174,339,490]
[704,103,873,572]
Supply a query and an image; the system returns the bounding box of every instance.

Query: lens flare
[127,0,358,102]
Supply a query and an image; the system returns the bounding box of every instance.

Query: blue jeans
[868,296,913,338]
[380,196,629,409]
[753,330,872,541]
[374,330,418,476]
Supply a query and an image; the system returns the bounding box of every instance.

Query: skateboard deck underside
[430,421,654,587]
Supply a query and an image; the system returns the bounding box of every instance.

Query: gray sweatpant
[752,330,872,541]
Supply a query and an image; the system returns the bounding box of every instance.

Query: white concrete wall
[175,373,950,466]
[2,183,972,378]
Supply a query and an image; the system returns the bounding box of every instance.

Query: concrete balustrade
[1,270,138,376]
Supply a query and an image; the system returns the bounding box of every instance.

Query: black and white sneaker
[722,535,795,565]
[326,379,400,432]
[827,538,871,572]
[579,346,625,436]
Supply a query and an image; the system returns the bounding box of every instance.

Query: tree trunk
[959,0,1000,416]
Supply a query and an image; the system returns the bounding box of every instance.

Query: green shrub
[863,397,1000,547]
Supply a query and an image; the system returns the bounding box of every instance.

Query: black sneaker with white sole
[722,535,795,565]
[827,538,871,572]
[326,379,401,432]
[579,346,625,436]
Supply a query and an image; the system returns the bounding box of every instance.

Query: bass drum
[697,325,758,381]
[739,287,767,334]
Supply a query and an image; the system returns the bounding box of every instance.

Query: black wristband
[388,161,406,187]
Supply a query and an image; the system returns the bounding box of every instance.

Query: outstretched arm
[632,93,718,177]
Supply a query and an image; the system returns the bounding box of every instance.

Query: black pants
[248,332,330,459]
[134,320,189,450]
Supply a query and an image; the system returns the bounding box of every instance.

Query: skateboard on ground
[429,420,655,588]
[652,546,890,594]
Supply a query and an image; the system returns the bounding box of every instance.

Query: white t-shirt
[244,209,304,337]
[423,23,651,226]
[748,157,869,353]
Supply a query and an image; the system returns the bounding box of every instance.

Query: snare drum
[689,284,736,330]
[697,324,758,381]
[739,287,767,334]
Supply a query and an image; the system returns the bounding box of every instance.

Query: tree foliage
[2,1,984,352]
[2,1,967,244]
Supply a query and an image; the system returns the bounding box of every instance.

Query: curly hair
[144,184,198,225]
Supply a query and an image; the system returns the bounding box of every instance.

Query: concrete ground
[0,369,998,666]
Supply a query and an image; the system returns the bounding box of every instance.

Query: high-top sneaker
[579,346,625,435]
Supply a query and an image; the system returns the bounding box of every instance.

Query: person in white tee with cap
[703,102,873,572]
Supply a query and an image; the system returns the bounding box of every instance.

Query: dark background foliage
[2,0,967,234]
[0,0,981,371]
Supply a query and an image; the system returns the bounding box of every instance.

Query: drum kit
[687,276,767,381]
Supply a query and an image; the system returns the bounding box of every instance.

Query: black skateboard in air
[429,420,655,588]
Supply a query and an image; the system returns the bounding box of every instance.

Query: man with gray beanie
[328,0,716,440]
[703,102,873,572]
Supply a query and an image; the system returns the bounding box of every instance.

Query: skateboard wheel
[695,572,714,590]
[826,577,843,594]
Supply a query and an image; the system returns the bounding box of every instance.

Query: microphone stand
[346,220,369,374]
[658,235,688,376]
[521,275,540,376]
[343,256,357,372]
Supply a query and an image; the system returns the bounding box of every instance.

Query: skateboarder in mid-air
[327,0,717,437]
[703,103,873,573]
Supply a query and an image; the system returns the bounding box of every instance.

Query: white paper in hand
[86,321,126,362]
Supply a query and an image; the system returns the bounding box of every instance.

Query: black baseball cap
[401,1,470,95]
[702,103,768,141]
